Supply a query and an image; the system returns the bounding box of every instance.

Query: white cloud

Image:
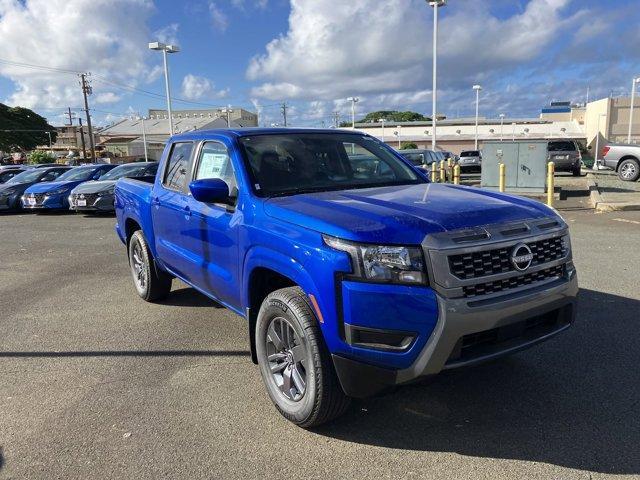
[0,0,154,109]
[181,74,229,100]
[209,1,228,32]
[247,0,574,102]
[145,64,164,84]
[153,23,179,45]
[94,92,121,104]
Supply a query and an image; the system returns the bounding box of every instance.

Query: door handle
[183,205,191,217]
[151,196,160,206]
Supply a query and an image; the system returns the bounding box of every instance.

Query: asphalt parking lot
[1,208,639,480]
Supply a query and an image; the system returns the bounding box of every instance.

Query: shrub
[400,142,418,150]
[27,151,57,165]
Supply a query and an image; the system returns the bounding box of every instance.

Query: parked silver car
[601,144,640,182]
[458,150,482,173]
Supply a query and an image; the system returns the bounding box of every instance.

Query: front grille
[70,193,99,207]
[27,193,45,205]
[463,264,564,298]
[449,236,566,280]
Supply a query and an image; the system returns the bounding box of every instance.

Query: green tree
[355,110,429,124]
[0,103,57,152]
[27,150,57,165]
[400,142,419,150]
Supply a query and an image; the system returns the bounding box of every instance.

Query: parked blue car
[115,128,578,427]
[0,167,71,211]
[22,164,116,211]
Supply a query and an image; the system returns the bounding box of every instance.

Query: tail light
[602,146,610,157]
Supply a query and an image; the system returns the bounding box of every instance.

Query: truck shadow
[158,287,225,308]
[316,288,640,475]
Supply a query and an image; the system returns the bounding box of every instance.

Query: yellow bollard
[431,161,437,182]
[499,163,506,192]
[547,161,555,208]
[453,164,461,185]
[439,160,446,183]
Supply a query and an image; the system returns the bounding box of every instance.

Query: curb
[586,174,640,212]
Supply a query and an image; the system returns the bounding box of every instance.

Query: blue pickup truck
[115,128,578,427]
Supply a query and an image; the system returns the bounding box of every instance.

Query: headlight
[323,235,427,285]
[98,186,115,196]
[47,187,68,195]
[0,187,17,196]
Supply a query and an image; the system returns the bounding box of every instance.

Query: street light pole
[396,125,402,148]
[473,84,482,150]
[378,118,386,142]
[141,116,148,162]
[428,0,446,151]
[348,97,359,128]
[499,113,505,142]
[512,122,516,142]
[628,77,640,144]
[47,131,52,152]
[149,42,180,136]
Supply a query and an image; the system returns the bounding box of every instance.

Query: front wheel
[572,165,581,176]
[618,159,640,182]
[255,287,350,427]
[128,230,172,302]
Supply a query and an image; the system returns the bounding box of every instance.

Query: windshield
[460,151,480,157]
[548,141,576,152]
[100,164,150,180]
[239,133,423,197]
[56,167,98,182]
[7,169,44,184]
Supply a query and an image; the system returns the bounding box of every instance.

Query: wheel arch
[243,247,323,364]
[617,155,640,171]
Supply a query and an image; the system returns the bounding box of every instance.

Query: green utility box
[481,141,548,193]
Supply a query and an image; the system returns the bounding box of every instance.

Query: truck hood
[25,180,86,194]
[72,180,116,194]
[264,183,555,244]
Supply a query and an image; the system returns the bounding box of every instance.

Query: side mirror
[189,178,232,205]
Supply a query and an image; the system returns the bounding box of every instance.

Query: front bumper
[0,193,21,210]
[333,274,577,397]
[21,193,68,210]
[331,217,578,398]
[69,192,115,212]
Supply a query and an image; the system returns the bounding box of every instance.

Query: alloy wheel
[265,317,308,401]
[620,162,637,180]
[131,242,147,291]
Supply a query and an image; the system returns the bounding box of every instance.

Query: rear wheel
[572,165,581,176]
[618,159,640,182]
[255,287,350,427]
[128,230,172,302]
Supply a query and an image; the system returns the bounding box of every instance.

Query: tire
[618,159,640,182]
[128,230,172,302]
[572,165,581,176]
[255,287,350,428]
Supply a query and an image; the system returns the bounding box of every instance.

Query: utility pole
[333,111,340,128]
[78,118,87,160]
[66,107,76,126]
[80,73,96,161]
[281,102,288,127]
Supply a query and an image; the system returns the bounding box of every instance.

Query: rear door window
[162,142,193,191]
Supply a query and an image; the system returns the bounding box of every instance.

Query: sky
[0,0,638,128]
